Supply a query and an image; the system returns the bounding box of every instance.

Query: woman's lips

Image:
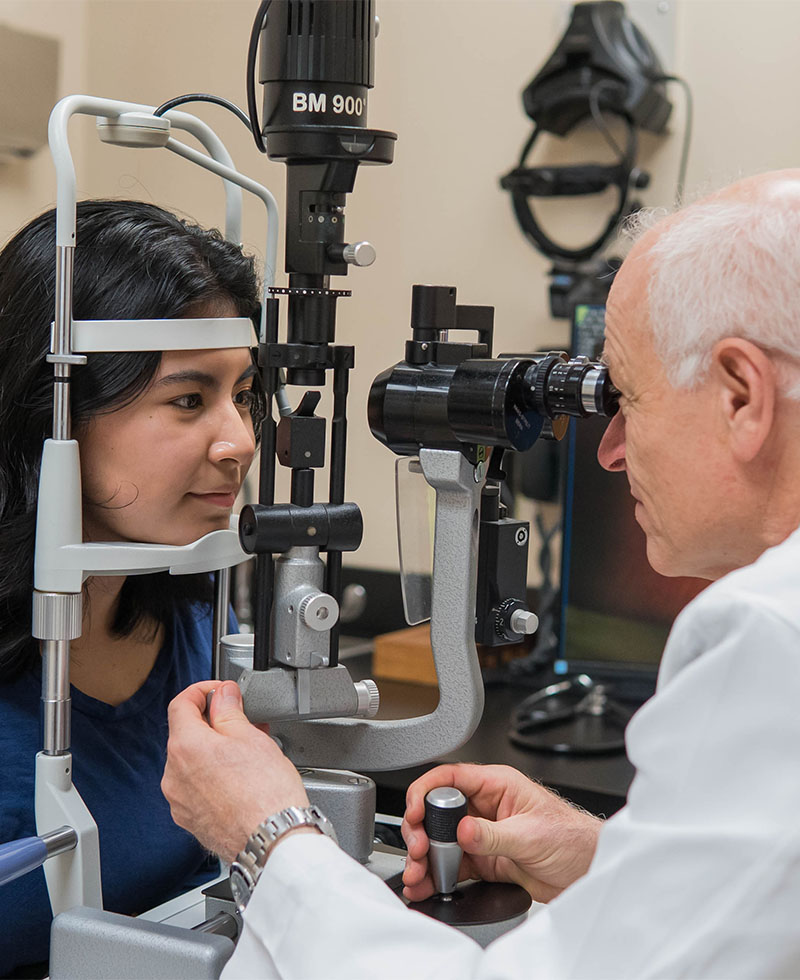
[190,491,236,508]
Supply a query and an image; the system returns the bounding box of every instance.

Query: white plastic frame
[35,94,281,915]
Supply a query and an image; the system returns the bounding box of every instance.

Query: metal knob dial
[510,608,539,635]
[342,241,376,267]
[299,593,339,632]
[495,598,538,641]
[354,679,380,718]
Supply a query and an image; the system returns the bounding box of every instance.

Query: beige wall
[0,1,90,242]
[2,0,800,571]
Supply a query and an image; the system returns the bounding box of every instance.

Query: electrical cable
[590,74,693,210]
[654,74,694,206]
[588,81,627,159]
[153,94,252,130]
[516,125,539,169]
[247,0,272,153]
[156,2,276,154]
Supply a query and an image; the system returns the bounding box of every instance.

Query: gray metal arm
[264,449,485,771]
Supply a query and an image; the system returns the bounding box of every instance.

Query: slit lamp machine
[0,2,619,973]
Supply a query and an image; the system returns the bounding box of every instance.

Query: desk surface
[346,653,637,818]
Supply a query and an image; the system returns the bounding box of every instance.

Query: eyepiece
[525,354,618,420]
[369,289,619,459]
[368,352,618,457]
[581,364,620,416]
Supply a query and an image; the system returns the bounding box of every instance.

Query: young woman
[0,200,263,977]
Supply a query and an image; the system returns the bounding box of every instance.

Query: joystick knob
[424,787,467,896]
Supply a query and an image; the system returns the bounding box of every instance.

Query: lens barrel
[369,352,618,457]
[368,358,551,456]
[526,355,619,419]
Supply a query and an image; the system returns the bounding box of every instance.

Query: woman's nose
[597,411,626,472]
[209,404,256,467]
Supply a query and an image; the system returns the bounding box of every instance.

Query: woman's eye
[172,392,203,410]
[234,388,256,408]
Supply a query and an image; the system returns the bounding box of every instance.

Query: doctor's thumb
[209,681,248,731]
[459,815,505,857]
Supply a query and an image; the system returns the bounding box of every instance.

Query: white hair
[623,199,800,398]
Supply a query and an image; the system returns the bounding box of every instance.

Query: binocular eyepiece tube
[369,349,619,459]
[526,353,619,420]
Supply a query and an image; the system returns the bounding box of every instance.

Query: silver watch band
[230,804,337,912]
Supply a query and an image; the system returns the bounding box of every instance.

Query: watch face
[230,868,250,913]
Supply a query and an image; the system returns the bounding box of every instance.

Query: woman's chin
[179,520,231,544]
[141,517,232,547]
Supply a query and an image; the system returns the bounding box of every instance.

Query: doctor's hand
[401,763,602,904]
[162,680,309,863]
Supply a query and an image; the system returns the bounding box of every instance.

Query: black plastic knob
[424,787,467,842]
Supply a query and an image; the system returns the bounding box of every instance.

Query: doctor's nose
[597,411,626,472]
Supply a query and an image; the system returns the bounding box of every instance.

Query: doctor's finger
[400,818,429,859]
[167,680,219,730]
[405,763,507,824]
[402,853,428,887]
[404,764,472,822]
[402,877,436,903]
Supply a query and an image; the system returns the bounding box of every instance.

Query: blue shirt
[0,601,229,976]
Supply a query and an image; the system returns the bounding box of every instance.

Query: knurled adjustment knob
[343,241,376,267]
[424,787,467,842]
[354,679,380,718]
[530,352,564,415]
[494,597,525,640]
[424,787,467,896]
[299,592,339,632]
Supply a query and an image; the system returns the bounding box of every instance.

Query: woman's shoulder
[0,668,40,726]
[0,674,39,833]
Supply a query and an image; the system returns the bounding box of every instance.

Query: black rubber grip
[424,794,468,842]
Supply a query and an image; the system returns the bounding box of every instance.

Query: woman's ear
[710,338,776,463]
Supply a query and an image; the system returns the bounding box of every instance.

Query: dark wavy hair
[0,200,262,682]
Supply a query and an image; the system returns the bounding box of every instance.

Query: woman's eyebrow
[154,363,256,390]
[154,370,219,390]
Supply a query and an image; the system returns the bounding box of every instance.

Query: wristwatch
[229,804,338,912]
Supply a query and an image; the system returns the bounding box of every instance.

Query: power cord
[153,94,252,130]
[655,74,694,205]
[247,0,273,153]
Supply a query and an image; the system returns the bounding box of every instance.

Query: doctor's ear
[710,338,776,463]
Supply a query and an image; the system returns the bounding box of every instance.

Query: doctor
[163,170,800,978]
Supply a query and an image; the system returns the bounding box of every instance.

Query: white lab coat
[223,526,800,979]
